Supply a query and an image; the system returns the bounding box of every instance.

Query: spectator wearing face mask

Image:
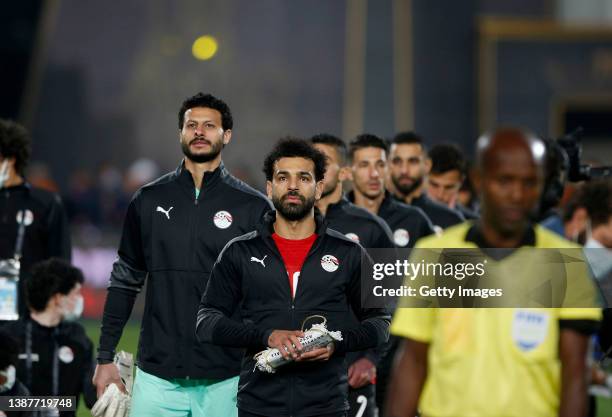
[0,329,38,417]
[0,259,96,417]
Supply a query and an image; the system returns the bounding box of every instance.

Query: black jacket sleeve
[98,194,147,363]
[335,246,390,354]
[45,194,71,261]
[81,334,98,408]
[196,242,270,349]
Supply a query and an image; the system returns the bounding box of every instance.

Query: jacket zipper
[261,236,297,416]
[184,185,200,378]
[263,233,325,417]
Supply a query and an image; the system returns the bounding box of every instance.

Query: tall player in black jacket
[93,93,271,417]
[345,134,435,415]
[197,139,390,417]
[311,134,396,417]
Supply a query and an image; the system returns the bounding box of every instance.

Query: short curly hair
[178,92,233,130]
[428,143,466,175]
[26,258,84,312]
[0,119,31,176]
[579,180,612,228]
[263,137,327,182]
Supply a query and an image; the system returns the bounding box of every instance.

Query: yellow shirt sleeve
[390,308,436,342]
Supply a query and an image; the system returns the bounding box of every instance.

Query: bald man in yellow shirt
[385,128,601,417]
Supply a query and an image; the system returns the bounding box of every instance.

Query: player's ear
[315,180,324,200]
[222,129,232,145]
[424,157,432,174]
[266,181,272,199]
[339,166,352,182]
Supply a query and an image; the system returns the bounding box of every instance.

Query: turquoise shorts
[130,367,239,417]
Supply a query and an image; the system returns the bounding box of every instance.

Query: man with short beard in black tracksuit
[387,132,464,232]
[93,93,271,417]
[197,138,390,417]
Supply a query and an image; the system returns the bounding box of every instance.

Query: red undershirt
[271,232,317,298]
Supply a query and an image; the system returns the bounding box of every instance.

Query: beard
[320,176,339,199]
[272,190,316,221]
[392,174,422,196]
[181,136,223,163]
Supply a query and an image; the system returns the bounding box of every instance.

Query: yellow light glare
[192,35,218,60]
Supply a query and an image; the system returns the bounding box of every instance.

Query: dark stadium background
[1,1,611,416]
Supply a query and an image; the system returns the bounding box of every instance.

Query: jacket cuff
[96,349,115,364]
[261,329,274,347]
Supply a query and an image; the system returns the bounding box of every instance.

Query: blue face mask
[0,365,16,393]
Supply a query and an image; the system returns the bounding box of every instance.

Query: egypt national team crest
[213,210,233,229]
[16,209,34,226]
[345,233,360,243]
[321,255,339,272]
[512,310,550,352]
[393,229,410,247]
[58,346,74,364]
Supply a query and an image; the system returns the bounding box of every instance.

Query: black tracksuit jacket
[196,211,390,417]
[97,161,271,380]
[1,319,97,417]
[404,193,464,230]
[347,191,435,248]
[0,183,71,316]
[323,197,394,248]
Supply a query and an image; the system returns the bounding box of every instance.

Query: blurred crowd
[28,159,159,233]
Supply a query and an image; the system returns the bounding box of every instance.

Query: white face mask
[0,160,9,189]
[0,365,16,393]
[62,295,84,322]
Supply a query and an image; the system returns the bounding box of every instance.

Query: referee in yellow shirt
[385,127,601,417]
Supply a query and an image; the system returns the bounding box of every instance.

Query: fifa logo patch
[512,310,550,352]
